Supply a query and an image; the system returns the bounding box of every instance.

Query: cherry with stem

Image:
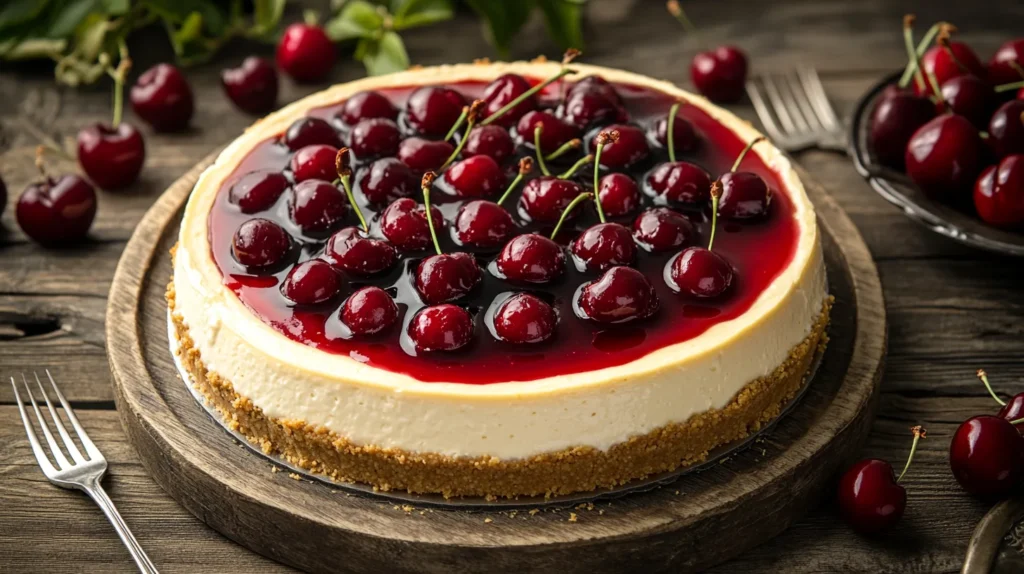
[334,147,368,233]
[838,426,927,534]
[545,138,581,162]
[439,100,485,171]
[421,171,443,256]
[666,102,683,162]
[591,130,619,223]
[549,192,594,240]
[905,15,945,109]
[898,20,950,89]
[480,60,579,127]
[558,49,582,103]
[666,181,734,298]
[496,157,534,206]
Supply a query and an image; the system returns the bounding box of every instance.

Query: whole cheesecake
[169,60,830,498]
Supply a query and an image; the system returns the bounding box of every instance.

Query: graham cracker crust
[168,280,831,499]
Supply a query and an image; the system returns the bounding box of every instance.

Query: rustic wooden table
[2,1,1022,572]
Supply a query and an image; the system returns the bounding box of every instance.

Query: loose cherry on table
[222,57,279,114]
[358,158,418,204]
[950,415,1024,499]
[349,118,401,160]
[632,207,696,253]
[717,136,771,220]
[414,172,482,304]
[493,293,557,344]
[973,154,1024,228]
[342,286,400,335]
[131,63,194,131]
[16,169,97,246]
[987,100,1024,158]
[869,85,936,169]
[668,0,748,103]
[453,158,531,249]
[408,303,474,352]
[283,117,341,150]
[338,90,398,126]
[988,38,1024,87]
[77,53,145,190]
[281,259,342,305]
[577,266,659,323]
[837,426,926,535]
[290,144,339,183]
[666,181,734,298]
[276,22,336,83]
[405,86,467,137]
[231,218,292,268]
[904,114,982,200]
[977,369,1024,433]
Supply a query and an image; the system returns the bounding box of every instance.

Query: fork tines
[746,68,843,152]
[11,371,102,475]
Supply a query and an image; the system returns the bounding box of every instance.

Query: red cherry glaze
[869,85,936,169]
[989,39,1024,87]
[324,227,397,275]
[518,177,585,223]
[632,208,695,253]
[276,23,336,83]
[571,222,637,271]
[940,75,996,130]
[988,100,1024,159]
[482,74,536,127]
[409,304,474,352]
[496,234,565,283]
[415,252,482,304]
[229,171,289,213]
[905,114,982,200]
[231,218,291,268]
[339,90,398,125]
[453,200,516,248]
[516,111,580,155]
[290,144,339,183]
[130,63,194,131]
[837,459,906,534]
[577,266,658,323]
[914,42,985,98]
[289,180,348,234]
[342,286,399,335]
[398,137,454,173]
[493,293,557,344]
[358,158,417,204]
[667,247,734,298]
[349,118,401,159]
[567,76,625,106]
[441,155,505,198]
[973,155,1024,228]
[281,259,341,305]
[380,197,444,251]
[405,86,467,137]
[16,175,96,246]
[592,124,649,170]
[998,395,1024,433]
[221,57,278,114]
[283,117,341,150]
[462,125,516,163]
[644,161,712,204]
[690,46,748,103]
[950,415,1024,498]
[76,123,145,189]
[562,88,628,130]
[653,110,699,153]
[598,173,641,217]
[718,171,771,220]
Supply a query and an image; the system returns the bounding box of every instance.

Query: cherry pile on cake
[170,60,829,498]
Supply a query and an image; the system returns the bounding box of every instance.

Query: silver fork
[11,372,158,574]
[746,68,847,154]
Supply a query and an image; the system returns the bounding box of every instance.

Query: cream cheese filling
[172,61,827,460]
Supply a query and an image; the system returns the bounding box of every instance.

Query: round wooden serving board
[107,151,886,573]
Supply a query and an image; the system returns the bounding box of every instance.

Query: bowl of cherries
[849,16,1024,256]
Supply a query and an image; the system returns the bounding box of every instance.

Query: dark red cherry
[283,117,341,150]
[516,110,581,155]
[276,23,336,83]
[342,286,399,335]
[231,218,291,268]
[409,304,474,352]
[380,197,444,251]
[229,171,288,213]
[577,266,658,324]
[988,39,1024,87]
[597,173,641,217]
[289,180,348,234]
[339,90,398,125]
[644,161,712,204]
[905,114,982,200]
[869,85,936,169]
[570,222,637,272]
[324,227,397,275]
[493,293,557,344]
[441,155,505,198]
[462,125,515,163]
[690,46,748,103]
[950,415,1024,498]
[988,100,1024,158]
[281,259,341,305]
[718,171,771,220]
[482,73,536,127]
[914,42,985,98]
[16,175,96,246]
[130,63,194,132]
[667,247,733,298]
[652,109,699,153]
[415,252,481,304]
[349,118,400,159]
[567,76,624,106]
[398,137,454,173]
[405,86,467,137]
[998,395,1024,433]
[221,57,278,114]
[592,124,649,170]
[518,176,585,223]
[837,459,907,535]
[76,123,145,189]
[453,200,516,248]
[562,86,628,130]
[290,144,339,183]
[974,155,1024,228]
[358,158,417,204]
[496,233,566,283]
[940,75,996,130]
[632,208,695,252]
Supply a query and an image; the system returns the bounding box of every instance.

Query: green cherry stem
[534,125,551,176]
[1009,60,1024,80]
[481,68,578,126]
[730,136,766,172]
[995,79,1024,93]
[444,106,469,142]
[549,192,593,240]
[558,49,581,103]
[336,148,368,233]
[421,172,442,256]
[899,21,948,89]
[1012,417,1024,425]
[937,30,970,75]
[708,181,721,251]
[545,138,581,161]
[497,157,533,206]
[667,101,681,163]
[558,154,593,180]
[440,100,484,171]
[896,426,927,484]
[666,1,697,34]
[901,15,927,94]
[591,130,619,223]
[106,41,131,128]
[977,369,1007,406]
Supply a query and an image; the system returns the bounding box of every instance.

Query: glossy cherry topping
[441,156,505,198]
[482,74,536,127]
[577,266,658,323]
[571,222,637,271]
[517,111,581,155]
[652,109,699,153]
[222,57,278,114]
[416,252,482,304]
[229,171,289,213]
[644,161,712,204]
[349,118,401,159]
[339,90,398,125]
[358,158,417,204]
[632,208,695,252]
[492,293,557,344]
[324,227,397,274]
[380,197,444,251]
[591,125,649,170]
[597,173,641,217]
[290,145,339,183]
[518,177,584,223]
[463,125,516,163]
[409,304,474,352]
[667,246,734,298]
[342,286,400,335]
[562,76,628,129]
[495,233,566,283]
[284,117,341,150]
[718,172,771,220]
[232,218,291,268]
[281,259,342,304]
[405,86,467,137]
[454,200,516,248]
[290,180,348,234]
[398,137,454,173]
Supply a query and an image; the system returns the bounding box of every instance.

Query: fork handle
[84,481,159,574]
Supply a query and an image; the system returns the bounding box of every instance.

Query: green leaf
[360,30,408,76]
[392,0,453,30]
[251,0,285,37]
[325,17,373,42]
[536,0,584,51]
[100,0,130,15]
[339,0,384,31]
[47,0,101,39]
[173,11,204,47]
[0,0,50,32]
[462,0,534,59]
